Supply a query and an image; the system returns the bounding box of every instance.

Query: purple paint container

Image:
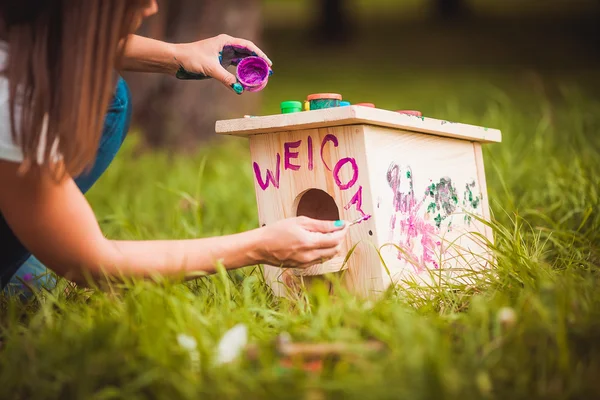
[236,56,270,92]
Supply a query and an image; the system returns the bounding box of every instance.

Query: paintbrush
[348,214,371,226]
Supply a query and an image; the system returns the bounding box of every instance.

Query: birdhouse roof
[215,106,502,143]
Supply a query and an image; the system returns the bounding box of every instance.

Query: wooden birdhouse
[215,106,502,298]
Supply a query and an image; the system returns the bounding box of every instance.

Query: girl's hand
[173,34,273,94]
[255,217,349,269]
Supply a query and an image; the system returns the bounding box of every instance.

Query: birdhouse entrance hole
[295,189,339,222]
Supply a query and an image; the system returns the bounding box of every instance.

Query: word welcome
[253,134,367,217]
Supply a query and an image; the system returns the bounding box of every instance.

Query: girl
[0,0,348,293]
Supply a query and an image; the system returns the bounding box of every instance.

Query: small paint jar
[396,110,423,117]
[340,101,351,107]
[280,101,303,114]
[236,56,270,92]
[307,93,342,110]
[355,103,375,108]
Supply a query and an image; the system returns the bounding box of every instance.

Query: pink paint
[396,207,438,272]
[344,185,367,217]
[420,222,438,269]
[396,110,422,117]
[387,162,441,273]
[307,136,314,171]
[236,56,270,92]
[256,134,374,227]
[253,153,281,190]
[284,140,301,171]
[333,157,358,190]
[320,134,338,171]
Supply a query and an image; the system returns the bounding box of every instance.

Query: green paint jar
[307,93,342,110]
[280,101,303,114]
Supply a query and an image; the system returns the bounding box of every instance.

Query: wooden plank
[473,142,494,245]
[215,105,502,143]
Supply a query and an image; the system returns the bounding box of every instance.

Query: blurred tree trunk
[434,0,469,19]
[124,0,262,150]
[312,0,353,45]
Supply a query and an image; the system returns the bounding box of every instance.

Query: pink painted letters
[284,140,301,171]
[320,134,339,171]
[253,135,365,224]
[333,157,359,190]
[307,136,314,171]
[344,185,367,217]
[253,153,281,190]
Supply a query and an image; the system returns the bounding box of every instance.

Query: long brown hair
[0,0,149,179]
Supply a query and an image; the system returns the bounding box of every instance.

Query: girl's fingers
[307,229,347,249]
[297,246,343,269]
[227,38,272,66]
[297,216,345,233]
[318,245,343,260]
[209,64,243,94]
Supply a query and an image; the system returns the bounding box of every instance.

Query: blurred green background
[127,0,600,147]
[259,0,600,118]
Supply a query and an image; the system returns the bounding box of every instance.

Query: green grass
[2,8,600,397]
[1,81,599,399]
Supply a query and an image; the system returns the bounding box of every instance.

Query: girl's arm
[0,161,347,285]
[118,34,272,93]
[118,35,180,75]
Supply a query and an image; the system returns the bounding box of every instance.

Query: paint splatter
[427,202,436,214]
[386,163,416,215]
[385,169,486,272]
[425,177,458,229]
[434,214,442,228]
[386,162,438,272]
[462,179,482,224]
